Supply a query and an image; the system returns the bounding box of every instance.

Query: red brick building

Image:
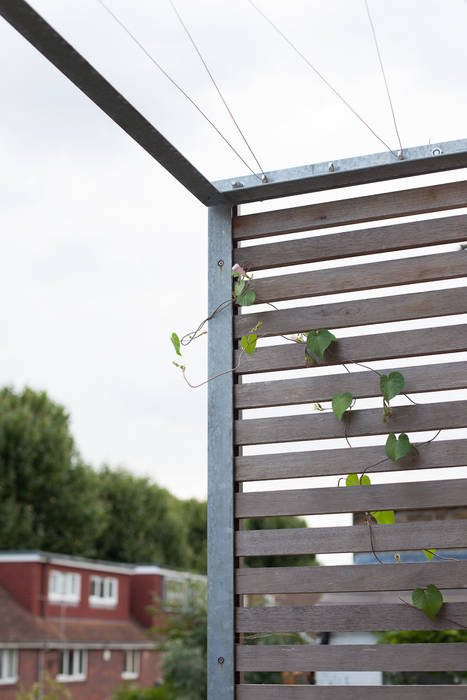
[0,551,205,699]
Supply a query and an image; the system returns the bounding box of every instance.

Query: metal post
[207,204,234,700]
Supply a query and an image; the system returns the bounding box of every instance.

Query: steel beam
[0,0,227,206]
[213,138,467,205]
[207,205,234,700]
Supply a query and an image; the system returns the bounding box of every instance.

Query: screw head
[217,656,224,665]
[217,259,224,267]
[432,147,442,156]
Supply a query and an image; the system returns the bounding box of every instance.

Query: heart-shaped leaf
[234,279,245,296]
[241,333,257,355]
[412,584,444,620]
[385,433,412,462]
[236,289,255,306]
[423,549,436,561]
[306,329,336,362]
[332,392,353,421]
[380,371,405,404]
[370,510,395,525]
[346,473,371,486]
[171,332,182,356]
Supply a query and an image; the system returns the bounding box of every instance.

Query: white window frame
[89,575,118,607]
[122,650,140,680]
[57,649,87,682]
[48,571,81,604]
[0,649,18,685]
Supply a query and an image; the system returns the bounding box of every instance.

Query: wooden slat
[236,601,467,632]
[235,287,467,339]
[236,438,467,481]
[234,213,467,271]
[235,519,467,557]
[235,478,467,518]
[235,324,467,374]
[232,180,467,241]
[235,399,467,446]
[236,561,467,595]
[250,250,467,304]
[236,686,467,700]
[236,643,467,671]
[235,360,467,410]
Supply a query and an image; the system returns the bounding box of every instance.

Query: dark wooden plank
[236,561,467,595]
[235,324,467,374]
[235,399,467,446]
[235,478,467,518]
[234,213,467,271]
[235,360,467,409]
[249,250,467,304]
[237,686,467,700]
[236,439,467,481]
[236,601,467,632]
[232,181,467,241]
[235,519,467,557]
[234,287,467,339]
[236,643,467,671]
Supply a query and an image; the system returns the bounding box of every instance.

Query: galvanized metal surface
[0,0,226,206]
[207,205,234,700]
[213,138,467,204]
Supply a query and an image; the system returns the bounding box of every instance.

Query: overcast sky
[1,0,466,504]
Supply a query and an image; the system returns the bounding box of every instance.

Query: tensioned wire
[247,0,402,160]
[96,0,264,181]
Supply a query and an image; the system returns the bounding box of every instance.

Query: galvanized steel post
[207,204,235,700]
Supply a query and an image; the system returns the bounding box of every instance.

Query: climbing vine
[170,264,461,626]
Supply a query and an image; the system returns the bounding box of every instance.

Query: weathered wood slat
[234,287,467,339]
[235,519,467,557]
[236,686,467,700]
[236,642,467,671]
[234,213,467,271]
[236,561,467,595]
[232,180,467,241]
[236,439,467,481]
[235,324,467,374]
[236,601,467,632]
[249,250,467,304]
[235,399,467,446]
[235,478,467,518]
[235,360,467,410]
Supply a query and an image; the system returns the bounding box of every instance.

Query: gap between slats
[233,181,467,241]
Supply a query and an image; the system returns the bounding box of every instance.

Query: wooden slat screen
[233,180,467,697]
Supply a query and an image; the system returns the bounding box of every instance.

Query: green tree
[16,671,71,700]
[176,499,207,574]
[244,516,317,568]
[0,387,106,556]
[95,467,188,567]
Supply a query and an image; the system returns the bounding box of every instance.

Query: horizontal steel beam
[213,138,467,205]
[0,0,227,206]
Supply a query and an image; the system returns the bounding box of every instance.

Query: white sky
[1,0,466,509]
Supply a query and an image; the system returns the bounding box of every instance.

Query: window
[0,649,17,684]
[57,649,86,682]
[122,650,140,680]
[89,576,118,607]
[164,577,188,608]
[48,571,81,604]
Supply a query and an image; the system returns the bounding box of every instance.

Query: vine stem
[397,596,467,630]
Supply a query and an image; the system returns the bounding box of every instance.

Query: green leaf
[345,473,359,486]
[385,433,412,462]
[236,289,256,306]
[241,333,257,355]
[231,269,241,278]
[305,329,336,361]
[360,474,371,485]
[171,332,182,357]
[380,371,405,404]
[423,549,436,561]
[371,510,395,525]
[332,392,353,421]
[412,584,444,621]
[234,279,245,296]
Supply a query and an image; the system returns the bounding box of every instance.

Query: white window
[57,649,87,682]
[122,650,140,680]
[0,649,18,685]
[89,576,118,607]
[48,571,81,604]
[164,577,188,608]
